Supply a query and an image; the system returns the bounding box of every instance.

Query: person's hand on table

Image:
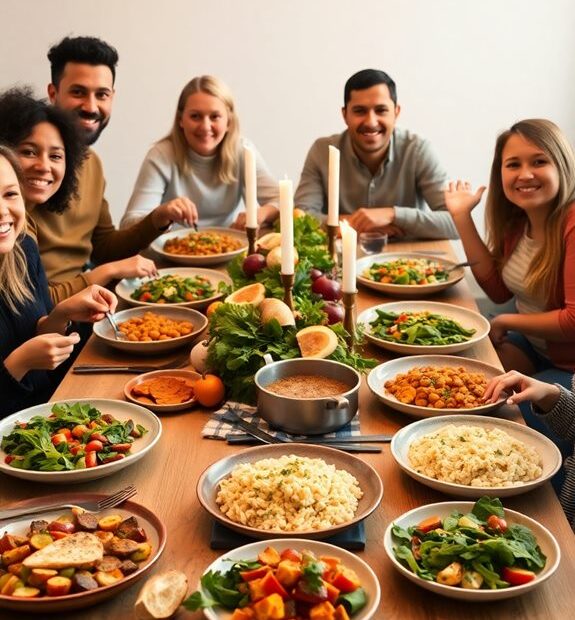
[347,207,404,236]
[484,370,561,411]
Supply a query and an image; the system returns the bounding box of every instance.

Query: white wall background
[2,0,575,239]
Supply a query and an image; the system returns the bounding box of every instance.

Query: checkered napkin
[201,401,360,441]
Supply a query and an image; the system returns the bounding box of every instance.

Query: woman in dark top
[0,146,116,416]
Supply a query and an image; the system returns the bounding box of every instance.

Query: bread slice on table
[23,532,104,569]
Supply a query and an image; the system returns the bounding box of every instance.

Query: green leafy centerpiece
[201,213,376,404]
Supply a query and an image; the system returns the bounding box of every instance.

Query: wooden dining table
[1,239,574,620]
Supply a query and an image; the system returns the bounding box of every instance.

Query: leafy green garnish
[301,554,325,594]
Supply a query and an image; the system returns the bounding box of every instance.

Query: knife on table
[73,365,155,374]
[221,413,382,453]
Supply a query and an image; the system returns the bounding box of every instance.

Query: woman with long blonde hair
[445,119,575,488]
[121,75,279,230]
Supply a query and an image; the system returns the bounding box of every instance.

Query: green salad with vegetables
[369,310,476,346]
[392,497,547,590]
[364,258,449,285]
[1,402,147,471]
[131,274,215,303]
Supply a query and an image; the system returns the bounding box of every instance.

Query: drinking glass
[358,232,388,255]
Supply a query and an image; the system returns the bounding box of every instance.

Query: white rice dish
[216,454,363,531]
[407,424,543,487]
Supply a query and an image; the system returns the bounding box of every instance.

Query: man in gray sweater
[294,69,458,239]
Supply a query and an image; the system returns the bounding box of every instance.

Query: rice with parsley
[407,424,543,487]
[216,454,363,531]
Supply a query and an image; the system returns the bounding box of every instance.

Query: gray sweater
[294,127,458,239]
[121,138,278,229]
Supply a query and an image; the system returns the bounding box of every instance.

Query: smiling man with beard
[295,69,458,239]
[24,36,196,304]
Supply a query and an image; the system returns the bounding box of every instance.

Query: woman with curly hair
[0,87,85,216]
[0,87,159,303]
[121,75,279,230]
[0,144,116,416]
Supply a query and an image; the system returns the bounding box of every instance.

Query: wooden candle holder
[281,272,295,311]
[342,290,357,349]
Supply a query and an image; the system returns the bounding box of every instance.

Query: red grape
[312,275,342,301]
[242,253,267,277]
[323,301,344,324]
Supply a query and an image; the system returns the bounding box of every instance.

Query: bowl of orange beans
[93,307,208,354]
[367,355,506,418]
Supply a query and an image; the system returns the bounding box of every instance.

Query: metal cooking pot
[254,358,361,435]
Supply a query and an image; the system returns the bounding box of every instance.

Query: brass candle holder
[327,224,339,268]
[342,290,357,350]
[245,226,258,255]
[281,272,295,311]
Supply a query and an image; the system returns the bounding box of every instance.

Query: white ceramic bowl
[150,226,248,265]
[0,399,161,483]
[384,501,560,601]
[0,497,166,613]
[201,538,381,620]
[197,443,383,539]
[391,414,562,498]
[93,306,207,354]
[357,300,490,355]
[356,253,465,297]
[367,355,505,418]
[115,267,232,310]
[124,368,201,413]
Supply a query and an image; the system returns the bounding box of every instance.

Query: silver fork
[0,485,137,521]
[106,312,127,341]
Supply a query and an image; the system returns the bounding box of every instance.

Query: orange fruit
[293,207,306,218]
[194,374,225,408]
[206,301,223,318]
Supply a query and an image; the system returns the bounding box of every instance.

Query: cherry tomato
[85,440,104,453]
[486,514,508,533]
[501,566,536,585]
[85,451,98,468]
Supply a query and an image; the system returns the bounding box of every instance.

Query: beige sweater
[27,149,162,303]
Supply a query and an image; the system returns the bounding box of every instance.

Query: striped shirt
[535,377,575,531]
[502,231,547,355]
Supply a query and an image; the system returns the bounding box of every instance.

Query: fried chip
[132,376,194,405]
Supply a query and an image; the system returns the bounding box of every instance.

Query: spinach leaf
[394,545,434,581]
[472,496,505,521]
[391,524,412,544]
[472,560,510,589]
